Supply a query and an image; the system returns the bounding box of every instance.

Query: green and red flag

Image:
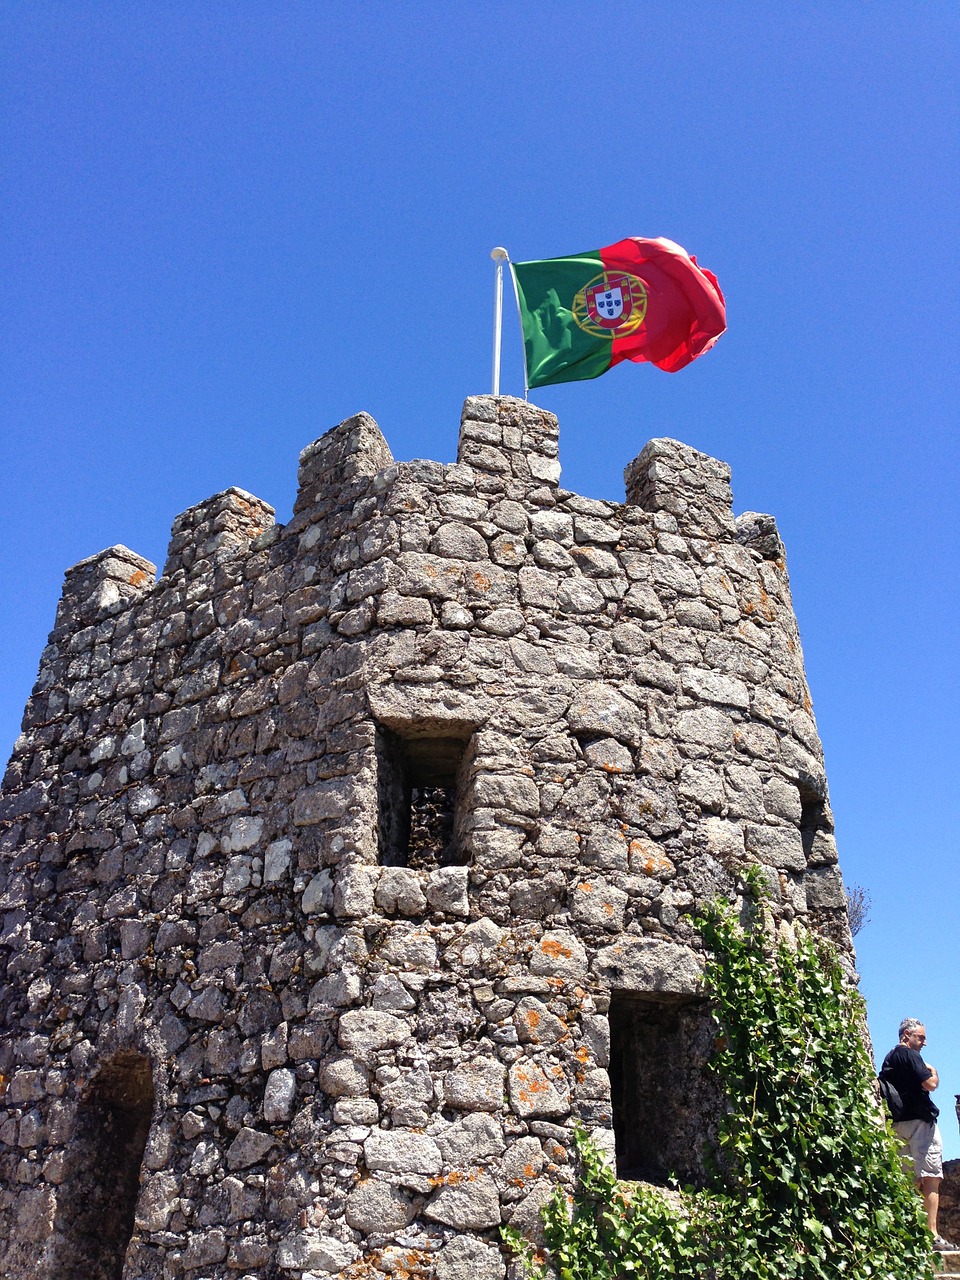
[511,237,725,389]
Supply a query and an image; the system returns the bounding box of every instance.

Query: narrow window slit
[377,725,472,868]
[799,786,826,859]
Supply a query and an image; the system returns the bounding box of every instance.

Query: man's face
[902,1025,927,1051]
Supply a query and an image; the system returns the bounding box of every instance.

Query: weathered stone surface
[512,997,568,1047]
[338,1009,412,1058]
[592,939,703,996]
[507,1060,570,1118]
[277,1231,357,1271]
[344,1178,418,1232]
[375,865,428,914]
[443,1057,506,1111]
[0,395,852,1278]
[567,683,642,745]
[226,1126,277,1170]
[318,1054,370,1097]
[363,1130,443,1175]
[529,930,589,980]
[435,1234,506,1280]
[263,1068,297,1123]
[426,1168,501,1228]
[570,877,629,931]
[426,865,470,915]
[435,1112,506,1165]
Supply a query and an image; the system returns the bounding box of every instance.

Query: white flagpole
[505,254,529,400]
[490,247,509,395]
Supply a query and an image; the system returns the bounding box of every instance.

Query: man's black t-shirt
[880,1044,939,1123]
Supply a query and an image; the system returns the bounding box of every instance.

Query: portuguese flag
[511,237,726,389]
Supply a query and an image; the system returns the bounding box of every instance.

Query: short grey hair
[899,1018,924,1039]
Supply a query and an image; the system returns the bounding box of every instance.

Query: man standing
[880,1018,953,1250]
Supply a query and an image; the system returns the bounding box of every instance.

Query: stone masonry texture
[0,396,853,1279]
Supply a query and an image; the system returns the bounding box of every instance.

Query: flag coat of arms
[511,237,726,389]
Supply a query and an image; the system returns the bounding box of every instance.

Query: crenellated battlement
[47,397,758,645]
[0,395,850,1280]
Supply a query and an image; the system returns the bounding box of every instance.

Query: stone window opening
[50,1051,154,1280]
[608,992,721,1187]
[376,725,472,868]
[799,786,826,859]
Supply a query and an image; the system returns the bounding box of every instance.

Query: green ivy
[501,1123,701,1280]
[504,867,934,1280]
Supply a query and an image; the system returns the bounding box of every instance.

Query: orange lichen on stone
[628,840,673,877]
[539,937,572,960]
[343,1248,435,1280]
[128,569,151,587]
[472,571,491,591]
[512,1064,549,1104]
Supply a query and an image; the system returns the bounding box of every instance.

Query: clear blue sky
[2,4,958,1156]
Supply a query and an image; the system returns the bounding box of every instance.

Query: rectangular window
[376,726,472,868]
[608,993,721,1186]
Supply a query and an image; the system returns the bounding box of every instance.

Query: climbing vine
[501,1123,700,1280]
[504,867,933,1280]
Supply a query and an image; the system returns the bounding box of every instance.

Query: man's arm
[921,1063,939,1092]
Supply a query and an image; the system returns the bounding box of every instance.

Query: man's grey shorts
[893,1119,943,1180]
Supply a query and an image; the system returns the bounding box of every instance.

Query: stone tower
[0,396,850,1279]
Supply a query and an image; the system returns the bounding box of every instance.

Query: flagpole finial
[491,246,509,262]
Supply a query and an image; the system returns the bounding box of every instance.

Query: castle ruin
[0,396,851,1279]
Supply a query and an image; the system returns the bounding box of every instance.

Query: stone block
[425,1169,501,1229]
[592,938,703,996]
[507,1060,570,1118]
[363,1130,442,1175]
[443,1057,507,1112]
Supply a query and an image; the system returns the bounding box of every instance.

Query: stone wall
[941,1158,960,1245]
[0,396,852,1279]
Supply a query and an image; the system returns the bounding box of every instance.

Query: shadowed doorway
[50,1052,154,1280]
